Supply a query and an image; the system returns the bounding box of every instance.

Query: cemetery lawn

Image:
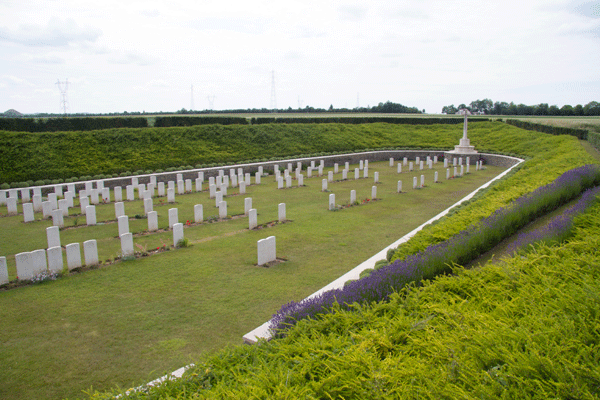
[0,160,504,400]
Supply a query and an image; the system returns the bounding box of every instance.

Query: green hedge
[153,116,249,127]
[505,119,588,139]
[0,117,148,132]
[250,116,490,125]
[588,130,600,150]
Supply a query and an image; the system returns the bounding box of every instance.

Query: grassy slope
[89,124,600,398]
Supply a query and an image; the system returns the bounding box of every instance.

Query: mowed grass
[0,160,504,400]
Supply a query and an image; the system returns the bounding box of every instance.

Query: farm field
[0,159,504,400]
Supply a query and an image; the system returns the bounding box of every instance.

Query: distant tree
[469,99,493,114]
[584,101,600,116]
[560,105,574,116]
[328,104,334,112]
[534,103,549,115]
[441,104,457,114]
[574,104,584,116]
[548,105,560,115]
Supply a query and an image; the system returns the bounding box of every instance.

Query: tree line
[442,99,600,116]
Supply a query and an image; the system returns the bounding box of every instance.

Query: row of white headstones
[0,156,484,283]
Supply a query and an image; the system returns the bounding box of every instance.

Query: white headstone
[350,189,356,204]
[240,181,246,194]
[79,196,89,215]
[118,215,129,236]
[114,202,125,219]
[374,172,379,183]
[198,171,204,181]
[83,239,99,266]
[8,188,17,199]
[150,175,157,186]
[310,161,315,168]
[397,164,402,174]
[307,167,312,178]
[120,233,134,257]
[32,194,42,212]
[209,176,215,186]
[444,158,448,168]
[89,189,99,205]
[447,168,450,180]
[168,208,178,228]
[0,190,6,206]
[244,198,252,215]
[434,156,438,163]
[15,252,34,280]
[255,172,261,184]
[318,165,324,176]
[413,176,418,189]
[47,246,63,273]
[389,158,394,167]
[454,166,458,177]
[286,176,292,188]
[371,185,377,199]
[298,174,304,186]
[47,226,61,249]
[334,163,339,173]
[409,162,414,172]
[6,197,18,215]
[177,173,183,182]
[434,171,439,183]
[0,256,7,285]
[58,199,69,216]
[31,249,47,276]
[177,180,184,195]
[194,204,203,223]
[148,211,158,231]
[219,200,227,218]
[144,198,153,214]
[33,187,42,197]
[403,157,407,166]
[278,203,286,222]
[85,181,93,192]
[21,188,31,202]
[466,163,470,174]
[42,200,53,218]
[23,203,34,223]
[158,182,166,197]
[363,167,368,178]
[86,205,96,226]
[329,193,335,210]
[328,171,333,182]
[355,168,360,180]
[126,185,135,201]
[322,179,328,191]
[167,188,175,203]
[173,223,184,247]
[215,191,223,207]
[185,179,192,193]
[52,209,64,228]
[66,243,82,270]
[65,192,74,208]
[420,161,424,170]
[459,157,463,166]
[96,180,104,190]
[101,188,110,203]
[416,156,420,164]
[195,178,202,192]
[460,165,464,176]
[248,208,257,229]
[397,180,402,193]
[420,174,425,187]
[342,169,347,180]
[359,160,364,170]
[277,177,283,189]
[257,236,276,266]
[220,184,228,197]
[54,185,63,198]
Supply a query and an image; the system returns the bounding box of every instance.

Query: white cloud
[0,17,101,47]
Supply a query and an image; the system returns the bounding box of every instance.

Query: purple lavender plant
[270,165,600,336]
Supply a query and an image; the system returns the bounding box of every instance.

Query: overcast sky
[0,0,598,115]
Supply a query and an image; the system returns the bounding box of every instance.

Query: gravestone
[374,172,379,183]
[466,163,470,174]
[150,175,157,186]
[96,180,104,190]
[363,167,368,178]
[434,171,439,183]
[453,157,457,166]
[240,181,246,194]
[120,233,134,257]
[218,169,224,177]
[278,203,286,222]
[147,184,155,198]
[255,172,261,184]
[102,188,110,203]
[334,163,339,173]
[168,208,179,228]
[298,174,304,186]
[173,223,184,247]
[23,203,34,223]
[434,156,438,163]
[167,188,175,203]
[209,176,215,187]
[144,198,153,214]
[342,169,347,180]
[355,168,360,180]
[0,190,6,206]
[48,193,59,209]
[397,180,402,193]
[413,177,418,189]
[286,176,292,188]
[257,236,276,266]
[310,161,315,168]
[15,252,34,280]
[58,199,69,216]
[66,243,82,270]
[223,175,230,188]
[0,256,7,285]
[47,246,63,273]
[64,192,74,208]
[329,193,335,210]
[86,205,96,226]
[403,157,408,166]
[158,182,166,197]
[421,175,425,187]
[194,204,203,223]
[219,201,227,218]
[168,180,175,190]
[409,162,414,172]
[126,185,135,201]
[115,202,125,218]
[371,185,377,199]
[244,198,252,215]
[215,191,223,208]
[350,189,356,204]
[79,197,89,215]
[328,171,333,182]
[31,249,47,276]
[185,179,192,193]
[83,239,99,266]
[85,181,93,192]
[8,188,17,199]
[277,177,283,189]
[42,200,53,218]
[198,171,204,181]
[444,158,448,168]
[177,180,184,195]
[359,160,364,170]
[454,166,458,177]
[89,189,100,205]
[148,211,158,231]
[54,184,63,198]
[416,157,420,164]
[322,179,328,191]
[33,187,41,197]
[258,166,263,175]
[460,165,464,176]
[248,209,257,229]
[420,161,424,170]
[447,168,450,180]
[195,178,202,192]
[52,209,64,228]
[390,158,394,167]
[318,166,323,176]
[118,215,129,236]
[397,164,402,174]
[345,162,349,170]
[209,184,216,199]
[21,188,30,202]
[459,157,463,166]
[177,173,183,182]
[244,173,250,186]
